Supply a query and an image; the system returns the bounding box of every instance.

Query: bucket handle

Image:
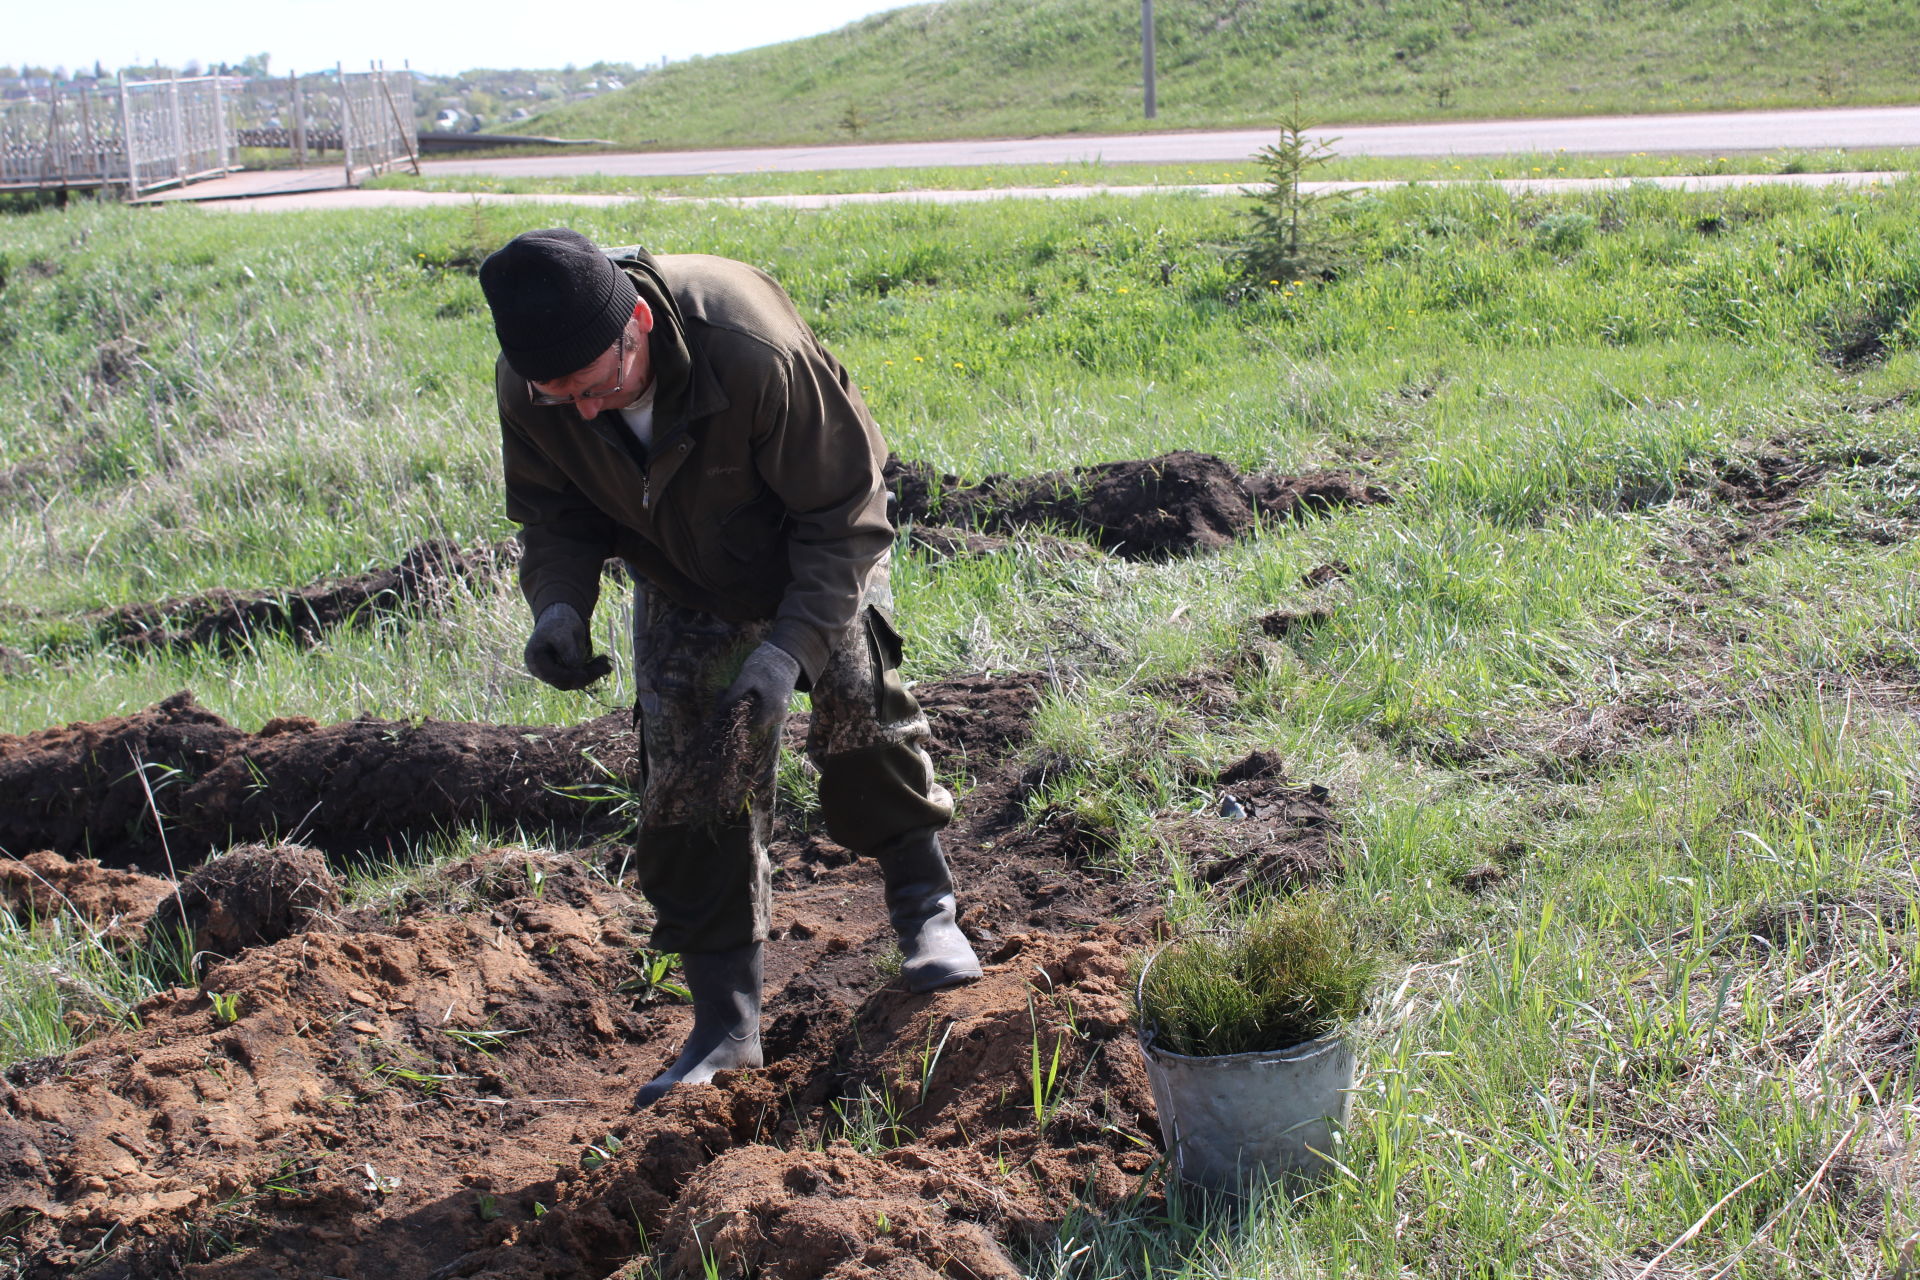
[1134,928,1228,1053]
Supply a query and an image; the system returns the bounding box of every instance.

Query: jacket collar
[612,250,729,437]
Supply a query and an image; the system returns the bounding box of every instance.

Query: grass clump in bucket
[1134,893,1378,1057]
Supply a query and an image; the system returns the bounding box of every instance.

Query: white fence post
[118,73,138,194]
[167,76,187,183]
[338,62,353,186]
[291,71,306,167]
[43,87,65,186]
[213,75,230,172]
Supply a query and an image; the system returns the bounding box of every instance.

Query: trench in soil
[16,452,1388,665]
[0,673,1337,1280]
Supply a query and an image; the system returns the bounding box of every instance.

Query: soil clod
[145,841,340,961]
[1301,559,1351,587]
[1259,607,1333,638]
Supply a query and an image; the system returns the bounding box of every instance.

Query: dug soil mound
[887,451,1389,559]
[87,539,513,654]
[145,842,342,961]
[0,692,639,871]
[0,850,171,932]
[0,669,1340,1279]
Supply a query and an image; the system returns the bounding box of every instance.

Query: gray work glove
[524,603,612,691]
[717,641,801,735]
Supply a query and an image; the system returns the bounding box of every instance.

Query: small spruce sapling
[1236,97,1350,289]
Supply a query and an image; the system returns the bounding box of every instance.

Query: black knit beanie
[479,228,640,382]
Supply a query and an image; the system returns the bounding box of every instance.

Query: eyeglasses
[528,327,631,407]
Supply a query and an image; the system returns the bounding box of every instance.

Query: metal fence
[0,65,416,197]
[337,64,418,181]
[0,86,124,189]
[224,65,417,177]
[124,75,232,193]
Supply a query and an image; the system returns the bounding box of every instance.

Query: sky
[6,0,918,77]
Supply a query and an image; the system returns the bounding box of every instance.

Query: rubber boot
[875,829,983,993]
[634,943,763,1107]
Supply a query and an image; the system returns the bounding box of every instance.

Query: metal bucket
[1136,946,1357,1190]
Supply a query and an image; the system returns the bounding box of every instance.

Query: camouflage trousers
[627,555,953,954]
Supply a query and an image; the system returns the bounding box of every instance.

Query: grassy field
[368,146,1920,201]
[4,173,1920,1273]
[516,0,1920,148]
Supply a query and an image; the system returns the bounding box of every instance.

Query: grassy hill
[5,175,1920,1275]
[520,0,1920,149]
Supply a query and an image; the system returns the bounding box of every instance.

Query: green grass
[370,148,1920,202]
[513,0,1920,149]
[0,908,195,1064]
[1135,893,1381,1055]
[3,174,1920,1273]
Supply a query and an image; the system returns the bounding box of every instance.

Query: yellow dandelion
[953,361,965,369]
[913,356,924,362]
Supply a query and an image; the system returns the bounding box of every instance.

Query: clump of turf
[1133,893,1378,1056]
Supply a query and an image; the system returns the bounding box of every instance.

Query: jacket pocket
[716,492,785,564]
[862,604,916,723]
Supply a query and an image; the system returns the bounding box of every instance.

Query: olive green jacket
[498,250,893,682]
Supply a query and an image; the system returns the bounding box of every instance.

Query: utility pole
[1142,0,1157,120]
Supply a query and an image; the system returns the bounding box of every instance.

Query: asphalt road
[418,106,1920,180]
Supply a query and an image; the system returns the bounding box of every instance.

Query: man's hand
[524,603,613,690]
[717,642,801,735]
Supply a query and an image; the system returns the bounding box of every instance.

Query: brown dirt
[651,1145,1025,1280]
[87,540,513,655]
[145,843,342,964]
[1651,440,1839,585]
[1299,560,1350,588]
[0,851,172,933]
[886,451,1390,560]
[0,691,640,872]
[1258,608,1333,639]
[0,670,1339,1280]
[1164,751,1338,896]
